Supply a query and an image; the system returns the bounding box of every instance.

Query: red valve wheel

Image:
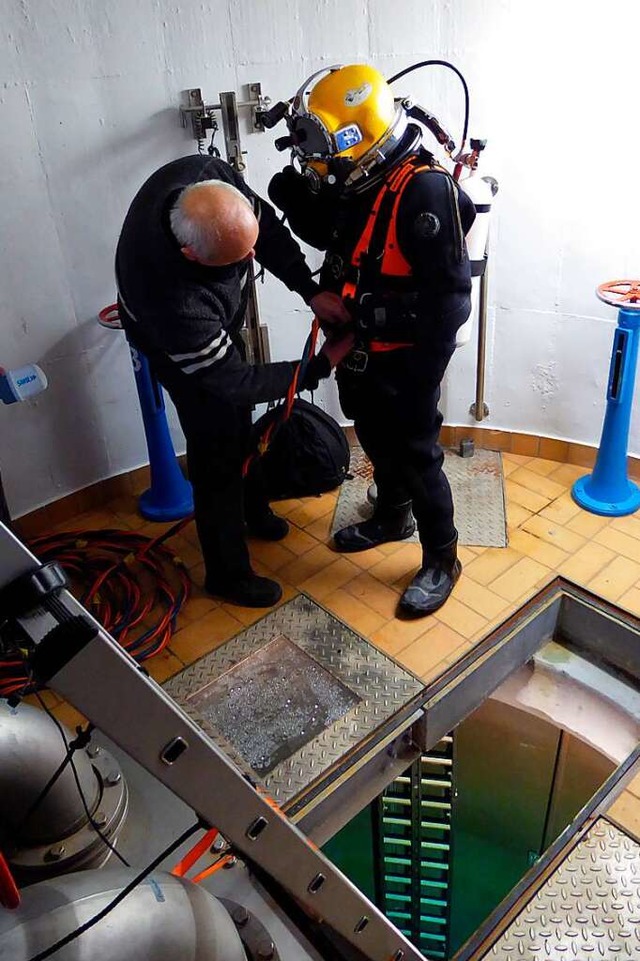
[596,280,640,309]
[98,303,123,329]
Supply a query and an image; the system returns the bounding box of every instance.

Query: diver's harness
[330,153,464,374]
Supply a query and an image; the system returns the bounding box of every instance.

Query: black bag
[252,399,350,499]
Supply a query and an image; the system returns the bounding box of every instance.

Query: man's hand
[320,329,356,368]
[309,291,351,328]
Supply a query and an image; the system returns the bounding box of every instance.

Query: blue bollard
[128,343,194,521]
[572,281,640,517]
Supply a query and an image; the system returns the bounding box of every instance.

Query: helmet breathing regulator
[260,61,481,192]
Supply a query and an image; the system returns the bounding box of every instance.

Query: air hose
[0,520,192,697]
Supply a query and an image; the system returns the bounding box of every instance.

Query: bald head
[170,180,259,267]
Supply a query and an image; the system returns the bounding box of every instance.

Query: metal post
[218,90,269,366]
[473,256,489,423]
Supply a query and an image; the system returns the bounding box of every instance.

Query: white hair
[169,180,254,260]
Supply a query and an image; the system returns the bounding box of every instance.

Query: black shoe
[334,502,415,553]
[398,538,461,618]
[246,510,289,541]
[205,573,283,608]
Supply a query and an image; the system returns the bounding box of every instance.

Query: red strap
[0,852,20,910]
[368,341,414,353]
[381,164,433,276]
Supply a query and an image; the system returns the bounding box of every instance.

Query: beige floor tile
[397,623,467,680]
[501,458,521,478]
[588,556,640,603]
[248,539,297,573]
[626,771,640,799]
[522,515,586,554]
[607,791,640,842]
[491,557,552,602]
[435,597,488,638]
[565,510,611,538]
[618,587,640,618]
[177,593,219,624]
[145,649,185,683]
[548,463,586,486]
[368,544,423,587]
[557,542,616,585]
[503,453,534,467]
[323,589,387,636]
[282,526,319,556]
[272,498,304,517]
[370,617,436,657]
[509,467,567,501]
[278,542,339,586]
[507,502,533,529]
[525,457,567,477]
[300,557,361,600]
[24,689,61,710]
[170,536,203,570]
[538,493,583,526]
[346,545,388,569]
[454,576,512,620]
[343,571,401,619]
[53,701,88,729]
[609,514,640,541]
[463,547,524,586]
[458,545,480,566]
[170,607,244,665]
[286,493,336,529]
[505,480,550,513]
[594,527,640,563]
[304,512,336,542]
[507,528,569,569]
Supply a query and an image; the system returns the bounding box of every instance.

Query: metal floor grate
[488,819,640,959]
[165,594,424,806]
[332,446,508,548]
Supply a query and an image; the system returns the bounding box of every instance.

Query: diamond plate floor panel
[165,594,424,806]
[488,819,640,959]
[332,446,507,548]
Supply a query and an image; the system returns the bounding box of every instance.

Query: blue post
[572,306,640,517]
[128,343,194,521]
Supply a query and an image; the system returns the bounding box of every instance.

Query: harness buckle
[342,348,369,374]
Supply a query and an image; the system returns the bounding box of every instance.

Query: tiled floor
[34,448,640,738]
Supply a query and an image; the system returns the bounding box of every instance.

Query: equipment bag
[251,398,350,500]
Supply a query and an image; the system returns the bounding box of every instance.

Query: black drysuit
[116,155,322,581]
[269,138,476,551]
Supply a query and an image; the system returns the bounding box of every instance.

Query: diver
[267,64,477,617]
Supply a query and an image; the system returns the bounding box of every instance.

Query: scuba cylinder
[456,163,498,346]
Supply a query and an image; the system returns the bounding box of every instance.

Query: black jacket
[115,155,322,406]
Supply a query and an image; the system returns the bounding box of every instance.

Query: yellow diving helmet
[285,64,409,189]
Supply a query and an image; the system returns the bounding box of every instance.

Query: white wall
[1,0,639,516]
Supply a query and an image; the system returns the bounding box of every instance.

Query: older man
[116,154,351,608]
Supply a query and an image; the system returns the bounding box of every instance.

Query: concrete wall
[1,0,639,516]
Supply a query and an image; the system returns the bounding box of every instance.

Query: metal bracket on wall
[180,83,271,153]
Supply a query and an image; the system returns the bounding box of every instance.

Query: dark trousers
[151,364,269,583]
[337,310,465,552]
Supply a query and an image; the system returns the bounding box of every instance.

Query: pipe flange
[219,898,282,961]
[9,746,128,882]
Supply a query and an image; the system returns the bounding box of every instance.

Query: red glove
[320,329,356,368]
[309,291,352,328]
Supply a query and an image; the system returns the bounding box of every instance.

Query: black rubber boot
[205,572,283,608]
[334,502,416,553]
[398,537,461,618]
[246,509,289,541]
